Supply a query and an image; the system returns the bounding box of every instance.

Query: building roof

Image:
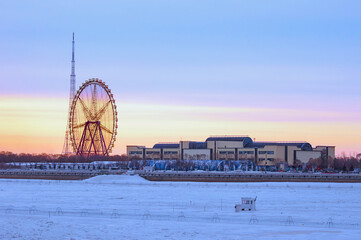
[250,142,312,151]
[206,136,250,142]
[206,136,253,148]
[153,143,180,149]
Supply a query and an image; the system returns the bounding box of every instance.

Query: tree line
[0,151,360,171]
[306,155,361,171]
[0,151,134,166]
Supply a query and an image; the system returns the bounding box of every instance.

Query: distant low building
[127,135,335,167]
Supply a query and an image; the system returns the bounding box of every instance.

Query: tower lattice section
[62,33,76,154]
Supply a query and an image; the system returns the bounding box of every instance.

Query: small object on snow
[55,207,63,216]
[249,215,259,224]
[142,210,151,220]
[29,206,38,215]
[5,205,14,213]
[111,209,119,218]
[285,216,294,226]
[235,197,257,212]
[80,209,88,217]
[177,212,186,221]
[326,217,333,228]
[211,213,220,223]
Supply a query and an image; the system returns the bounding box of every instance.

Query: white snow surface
[1,175,361,240]
[84,174,149,184]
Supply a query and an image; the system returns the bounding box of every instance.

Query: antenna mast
[62,33,76,154]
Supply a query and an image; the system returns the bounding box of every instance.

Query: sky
[0,0,360,155]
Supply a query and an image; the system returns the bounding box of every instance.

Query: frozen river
[1,175,361,239]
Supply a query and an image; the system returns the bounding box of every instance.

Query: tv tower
[62,33,76,154]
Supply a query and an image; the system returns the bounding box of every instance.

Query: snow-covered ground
[0,175,361,240]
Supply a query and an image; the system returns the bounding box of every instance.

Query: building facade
[127,136,335,166]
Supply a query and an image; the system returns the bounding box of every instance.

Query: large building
[127,136,335,167]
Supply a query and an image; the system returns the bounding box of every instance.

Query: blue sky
[0,1,361,154]
[1,1,360,100]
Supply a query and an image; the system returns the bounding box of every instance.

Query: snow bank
[83,174,149,184]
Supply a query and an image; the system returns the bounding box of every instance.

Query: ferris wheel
[69,78,118,157]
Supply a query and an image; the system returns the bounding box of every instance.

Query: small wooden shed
[235,197,257,212]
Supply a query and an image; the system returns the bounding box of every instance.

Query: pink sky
[0,96,360,156]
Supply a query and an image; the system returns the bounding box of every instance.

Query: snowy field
[1,175,361,240]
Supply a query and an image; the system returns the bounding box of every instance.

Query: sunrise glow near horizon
[1,1,361,156]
